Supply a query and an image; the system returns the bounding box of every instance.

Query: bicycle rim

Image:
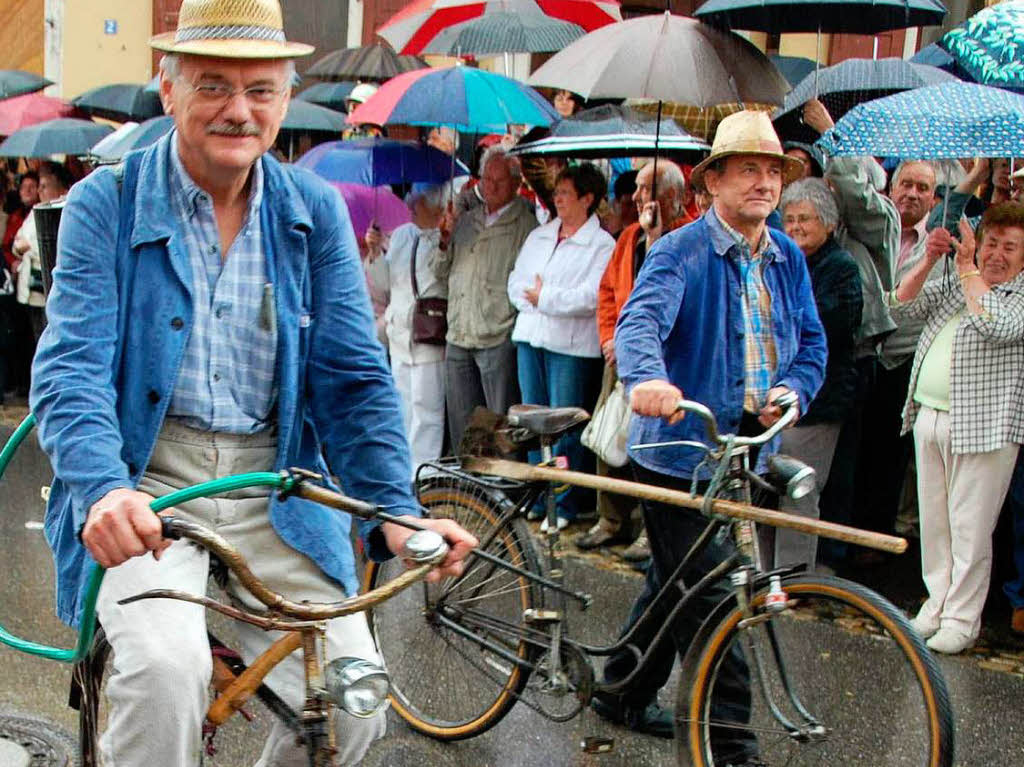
[679,574,954,767]
[364,483,541,740]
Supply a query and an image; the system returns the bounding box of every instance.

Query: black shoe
[590,693,674,738]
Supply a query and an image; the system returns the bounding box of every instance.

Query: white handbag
[581,380,631,468]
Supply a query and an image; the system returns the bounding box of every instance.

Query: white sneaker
[910,614,940,640]
[926,627,974,654]
[539,516,569,533]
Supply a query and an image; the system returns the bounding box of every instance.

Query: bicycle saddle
[507,404,590,437]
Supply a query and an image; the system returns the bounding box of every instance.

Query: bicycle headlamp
[323,657,390,718]
[767,455,816,501]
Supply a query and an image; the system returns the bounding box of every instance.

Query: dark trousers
[1003,449,1024,610]
[854,358,914,536]
[602,461,756,761]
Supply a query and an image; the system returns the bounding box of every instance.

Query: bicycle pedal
[581,736,614,753]
[524,608,562,624]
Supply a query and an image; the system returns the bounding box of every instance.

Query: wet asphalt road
[1,422,1023,766]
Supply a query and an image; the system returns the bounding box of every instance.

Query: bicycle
[0,415,452,766]
[363,398,955,766]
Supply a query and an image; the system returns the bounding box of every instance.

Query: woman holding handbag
[367,183,450,478]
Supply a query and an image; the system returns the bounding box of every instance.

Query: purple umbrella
[329,182,411,243]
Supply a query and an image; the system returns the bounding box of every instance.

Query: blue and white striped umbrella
[817,81,1024,159]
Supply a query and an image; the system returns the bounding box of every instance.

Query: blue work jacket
[30,133,417,627]
[615,213,827,480]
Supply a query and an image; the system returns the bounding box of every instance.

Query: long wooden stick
[462,457,907,554]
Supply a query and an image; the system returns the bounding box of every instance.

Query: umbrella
[378,0,620,56]
[693,0,947,35]
[527,12,788,107]
[71,83,164,122]
[0,70,53,100]
[296,138,469,186]
[306,44,427,83]
[89,116,174,162]
[295,82,357,112]
[329,182,411,243]
[0,92,78,136]
[770,54,818,87]
[422,9,586,55]
[938,0,1024,92]
[816,82,1024,159]
[510,104,710,159]
[772,57,957,144]
[0,118,112,157]
[280,100,348,133]
[348,66,559,132]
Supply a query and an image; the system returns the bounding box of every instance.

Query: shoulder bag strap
[409,233,422,299]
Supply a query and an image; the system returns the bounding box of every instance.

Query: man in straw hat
[29,1,477,764]
[590,111,826,762]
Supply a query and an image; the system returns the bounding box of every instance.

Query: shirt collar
[169,131,264,220]
[484,199,515,227]
[706,207,778,261]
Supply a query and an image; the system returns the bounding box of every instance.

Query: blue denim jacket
[615,213,827,480]
[30,134,417,627]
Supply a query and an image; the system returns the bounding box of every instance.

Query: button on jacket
[427,196,537,349]
[507,214,615,358]
[30,133,417,627]
[615,213,827,480]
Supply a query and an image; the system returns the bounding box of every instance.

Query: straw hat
[691,110,805,189]
[150,0,314,60]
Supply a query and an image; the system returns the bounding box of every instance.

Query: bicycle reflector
[766,454,816,501]
[323,658,390,718]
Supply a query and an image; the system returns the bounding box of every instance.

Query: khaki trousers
[913,407,1019,639]
[96,420,385,766]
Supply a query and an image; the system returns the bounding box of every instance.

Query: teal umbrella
[281,100,348,133]
[89,116,174,162]
[0,70,53,100]
[295,82,356,112]
[71,83,164,122]
[0,118,112,157]
[938,0,1024,92]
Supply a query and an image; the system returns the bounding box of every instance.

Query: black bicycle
[363,396,954,766]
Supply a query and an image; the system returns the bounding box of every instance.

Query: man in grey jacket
[429,146,538,449]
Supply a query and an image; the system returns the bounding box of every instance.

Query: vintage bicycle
[363,397,955,766]
[0,415,451,767]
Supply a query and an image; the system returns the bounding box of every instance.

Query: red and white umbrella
[377,0,621,56]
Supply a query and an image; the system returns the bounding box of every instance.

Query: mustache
[206,123,261,137]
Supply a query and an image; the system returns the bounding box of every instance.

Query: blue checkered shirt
[708,209,780,413]
[166,143,278,433]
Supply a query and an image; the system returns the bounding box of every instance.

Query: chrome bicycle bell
[401,528,449,564]
[323,657,390,718]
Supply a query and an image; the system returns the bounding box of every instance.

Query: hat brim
[691,151,805,191]
[150,32,314,59]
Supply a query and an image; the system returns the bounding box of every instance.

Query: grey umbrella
[71,83,164,122]
[307,44,427,83]
[422,9,586,55]
[0,70,53,100]
[281,101,348,133]
[0,118,112,157]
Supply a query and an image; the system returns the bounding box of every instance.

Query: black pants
[602,458,757,761]
[854,359,914,536]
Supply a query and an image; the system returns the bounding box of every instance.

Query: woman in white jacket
[508,163,615,529]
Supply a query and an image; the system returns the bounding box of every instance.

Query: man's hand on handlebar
[84,488,171,568]
[382,516,479,583]
[630,379,686,425]
[758,386,799,429]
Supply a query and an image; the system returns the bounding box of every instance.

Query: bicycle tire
[364,482,542,740]
[677,574,954,767]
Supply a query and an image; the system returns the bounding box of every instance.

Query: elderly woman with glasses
[769,178,863,571]
[892,202,1024,654]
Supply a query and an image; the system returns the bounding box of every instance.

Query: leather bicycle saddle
[507,404,590,438]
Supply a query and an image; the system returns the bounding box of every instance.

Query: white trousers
[390,355,446,479]
[96,421,385,766]
[913,407,1019,639]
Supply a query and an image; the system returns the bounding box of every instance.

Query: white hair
[780,178,840,232]
[408,183,451,212]
[641,159,687,216]
[479,145,522,183]
[890,160,938,194]
[160,53,296,84]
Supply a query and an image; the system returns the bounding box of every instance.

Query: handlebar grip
[160,516,182,540]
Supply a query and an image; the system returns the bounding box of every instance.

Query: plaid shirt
[891,272,1024,453]
[166,144,277,433]
[709,209,780,413]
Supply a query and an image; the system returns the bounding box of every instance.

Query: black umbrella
[694,0,948,35]
[770,55,817,87]
[772,57,956,144]
[71,83,164,122]
[294,82,356,112]
[0,70,53,100]
[306,44,427,83]
[0,118,112,157]
[281,101,348,133]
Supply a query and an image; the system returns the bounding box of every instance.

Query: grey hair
[159,53,296,84]
[642,159,687,216]
[408,183,451,212]
[890,160,938,194]
[779,178,840,232]
[479,144,522,183]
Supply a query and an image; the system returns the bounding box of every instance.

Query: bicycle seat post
[538,436,567,680]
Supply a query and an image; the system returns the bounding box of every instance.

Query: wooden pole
[462,457,907,554]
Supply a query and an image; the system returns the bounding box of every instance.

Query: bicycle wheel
[364,482,542,740]
[678,574,954,767]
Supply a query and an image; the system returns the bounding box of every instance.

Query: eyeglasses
[177,78,287,110]
[782,213,821,226]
